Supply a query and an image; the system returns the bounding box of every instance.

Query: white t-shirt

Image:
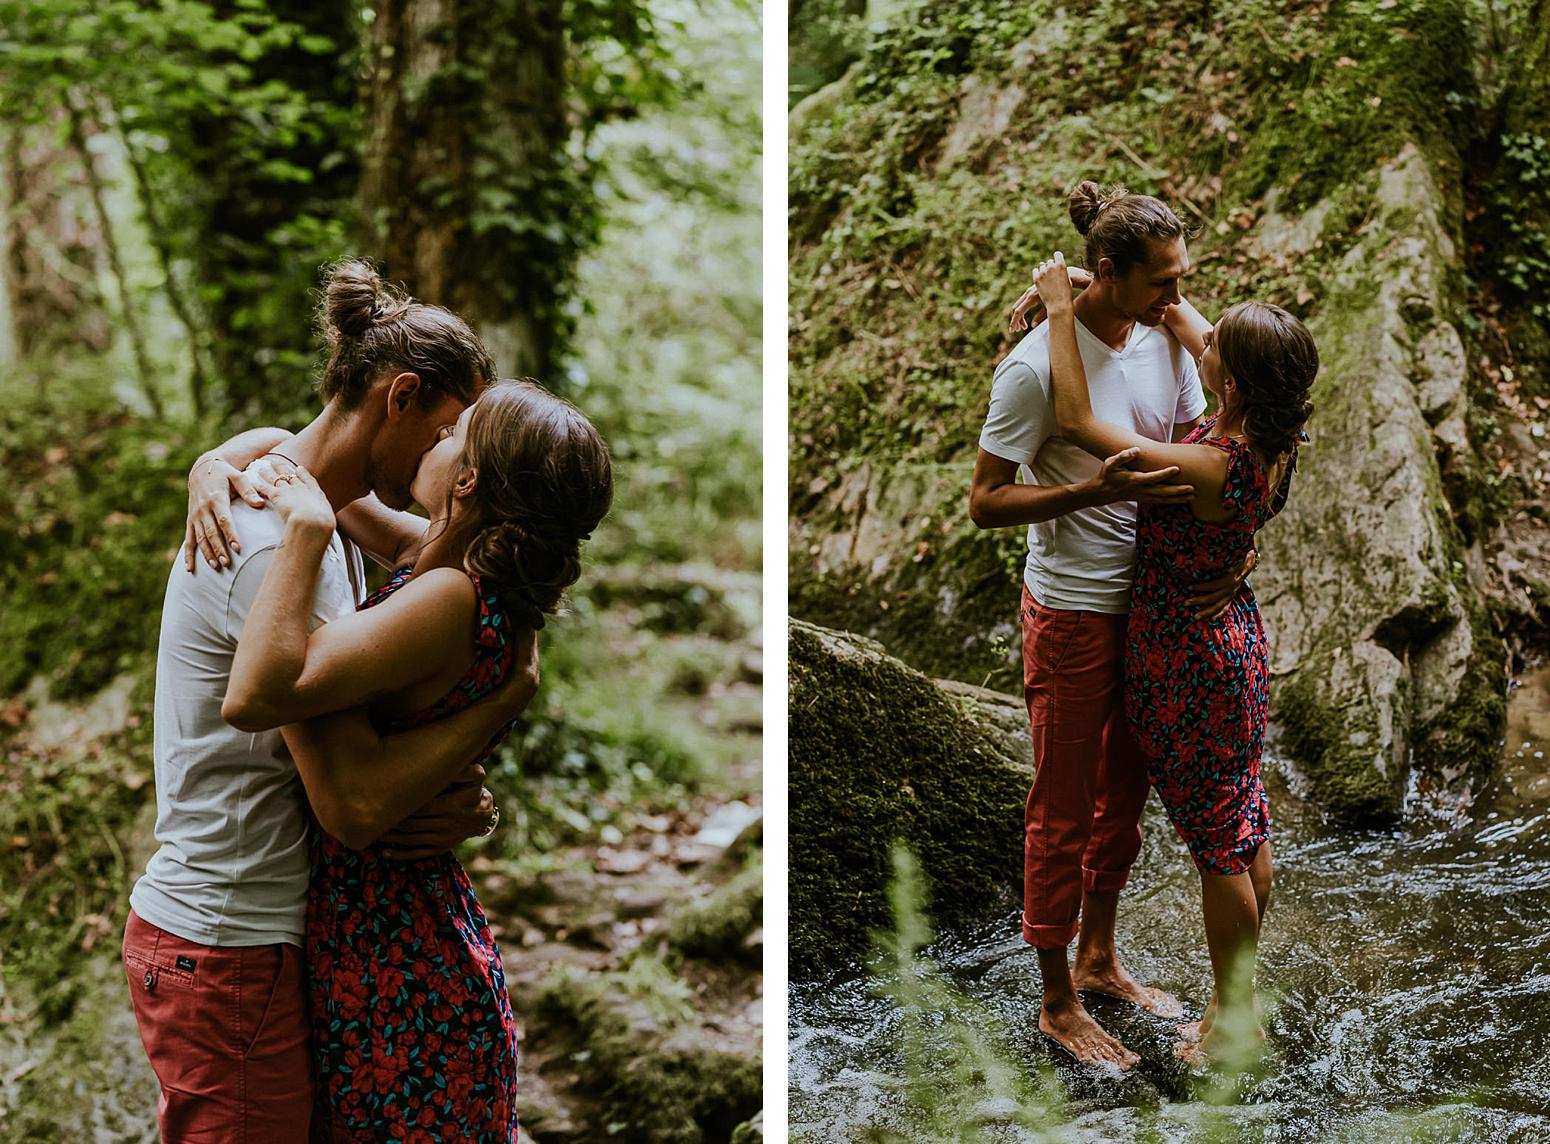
[130,501,365,947]
[978,317,1206,613]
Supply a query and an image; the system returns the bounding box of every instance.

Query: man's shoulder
[228,502,285,556]
[995,326,1052,380]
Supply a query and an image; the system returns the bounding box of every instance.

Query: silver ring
[481,804,501,837]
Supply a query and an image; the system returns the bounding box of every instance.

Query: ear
[384,372,422,422]
[1094,256,1116,284]
[452,466,479,500]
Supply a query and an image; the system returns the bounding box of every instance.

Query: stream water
[789,667,1550,1142]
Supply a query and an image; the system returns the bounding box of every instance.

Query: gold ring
[481,804,501,836]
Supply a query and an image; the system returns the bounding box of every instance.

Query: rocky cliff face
[789,1,1532,821]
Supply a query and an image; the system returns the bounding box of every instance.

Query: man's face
[1107,237,1189,326]
[366,386,477,511]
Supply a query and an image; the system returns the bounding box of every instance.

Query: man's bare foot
[1039,997,1140,1068]
[1073,957,1184,1018]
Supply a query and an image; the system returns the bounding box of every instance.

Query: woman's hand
[1010,261,1091,332]
[260,464,336,540]
[1033,253,1077,319]
[185,456,267,572]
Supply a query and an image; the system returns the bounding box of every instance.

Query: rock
[936,76,1025,170]
[534,959,761,1142]
[789,620,1027,977]
[666,859,762,962]
[1251,144,1505,818]
[691,801,762,850]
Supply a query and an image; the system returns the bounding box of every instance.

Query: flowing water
[789,668,1550,1142]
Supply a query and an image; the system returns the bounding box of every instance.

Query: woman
[1027,248,1316,1061]
[196,268,613,1138]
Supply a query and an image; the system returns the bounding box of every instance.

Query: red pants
[122,910,313,1142]
[1020,588,1150,949]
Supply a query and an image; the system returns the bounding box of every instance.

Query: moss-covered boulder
[789,619,1028,978]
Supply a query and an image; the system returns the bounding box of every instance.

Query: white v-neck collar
[1073,313,1143,358]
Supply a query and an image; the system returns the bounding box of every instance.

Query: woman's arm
[279,639,539,850]
[185,426,292,571]
[1035,254,1228,498]
[221,467,470,732]
[1162,297,1213,363]
[335,495,432,572]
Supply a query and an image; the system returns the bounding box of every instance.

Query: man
[970,187,1246,1066]
[124,286,531,1140]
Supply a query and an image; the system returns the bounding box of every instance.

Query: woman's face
[411,401,476,516]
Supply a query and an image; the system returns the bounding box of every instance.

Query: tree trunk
[3,123,110,371]
[360,0,567,380]
[118,121,211,417]
[64,96,162,418]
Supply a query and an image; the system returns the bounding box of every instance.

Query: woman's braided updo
[1215,301,1319,460]
[317,259,491,410]
[452,381,613,629]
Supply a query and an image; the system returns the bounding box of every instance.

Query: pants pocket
[1028,605,1082,675]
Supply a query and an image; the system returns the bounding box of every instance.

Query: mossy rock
[788,620,1027,978]
[666,854,762,963]
[534,957,760,1143]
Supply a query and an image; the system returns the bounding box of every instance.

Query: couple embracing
[123,260,612,1141]
[971,183,1318,1065]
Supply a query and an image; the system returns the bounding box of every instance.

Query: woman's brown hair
[1068,180,1187,275]
[451,380,613,628]
[1215,301,1319,460]
[316,260,492,410]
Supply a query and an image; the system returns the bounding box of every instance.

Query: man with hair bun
[123,260,531,1141]
[969,183,1250,1067]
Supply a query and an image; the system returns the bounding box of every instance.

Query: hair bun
[324,259,389,342]
[1068,180,1129,237]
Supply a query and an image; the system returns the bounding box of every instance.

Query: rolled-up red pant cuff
[1022,916,1078,950]
[1082,865,1131,893]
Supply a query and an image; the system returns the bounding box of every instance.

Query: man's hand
[1089,447,1194,506]
[378,764,496,861]
[372,632,540,860]
[185,456,266,572]
[1189,548,1258,621]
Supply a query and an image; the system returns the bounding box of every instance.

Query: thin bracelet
[262,450,300,467]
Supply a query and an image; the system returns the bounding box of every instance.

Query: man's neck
[282,406,374,511]
[1072,289,1134,353]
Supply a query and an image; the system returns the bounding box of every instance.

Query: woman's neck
[412,516,469,576]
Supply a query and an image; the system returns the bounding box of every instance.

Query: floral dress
[307,567,520,1142]
[1125,418,1294,876]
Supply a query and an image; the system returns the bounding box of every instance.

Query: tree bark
[360,0,567,379]
[64,96,162,418]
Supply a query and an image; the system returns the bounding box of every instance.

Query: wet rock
[789,620,1027,977]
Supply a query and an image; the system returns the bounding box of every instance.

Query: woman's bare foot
[1172,1010,1263,1064]
[1039,996,1140,1068]
[1073,957,1184,1019]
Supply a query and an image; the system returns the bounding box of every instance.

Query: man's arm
[969,448,1193,529]
[278,639,539,851]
